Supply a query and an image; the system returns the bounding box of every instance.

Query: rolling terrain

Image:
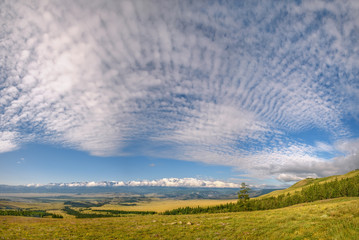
[0,197,358,239]
[0,170,358,239]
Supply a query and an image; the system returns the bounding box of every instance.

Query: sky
[1,0,359,187]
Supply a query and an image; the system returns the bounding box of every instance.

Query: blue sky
[1,0,359,187]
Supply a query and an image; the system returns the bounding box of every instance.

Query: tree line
[62,206,157,218]
[64,201,109,208]
[0,209,63,218]
[162,175,359,215]
[93,209,156,215]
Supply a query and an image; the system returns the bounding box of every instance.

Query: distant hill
[258,169,359,199]
[0,184,277,200]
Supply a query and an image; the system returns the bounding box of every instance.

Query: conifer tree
[238,182,251,201]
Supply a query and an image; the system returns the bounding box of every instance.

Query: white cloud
[252,138,359,182]
[276,174,305,182]
[26,178,242,188]
[276,173,320,183]
[335,138,359,155]
[315,141,335,153]
[1,0,358,182]
[0,131,19,153]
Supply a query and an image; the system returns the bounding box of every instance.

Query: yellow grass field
[92,198,238,212]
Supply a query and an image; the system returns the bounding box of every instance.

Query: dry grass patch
[92,199,238,212]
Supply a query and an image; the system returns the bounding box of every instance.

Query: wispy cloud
[1,0,359,182]
[16,157,25,165]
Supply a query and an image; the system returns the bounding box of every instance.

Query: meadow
[1,171,359,239]
[1,197,358,239]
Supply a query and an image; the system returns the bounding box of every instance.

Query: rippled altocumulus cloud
[1,0,359,180]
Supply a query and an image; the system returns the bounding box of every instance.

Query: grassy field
[92,198,239,212]
[1,197,358,239]
[1,171,358,238]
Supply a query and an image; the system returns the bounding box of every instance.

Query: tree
[238,182,251,201]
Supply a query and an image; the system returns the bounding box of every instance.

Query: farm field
[1,197,358,239]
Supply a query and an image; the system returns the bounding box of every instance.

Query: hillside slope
[258,169,359,199]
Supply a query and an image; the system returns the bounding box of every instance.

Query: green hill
[163,170,359,215]
[258,169,359,199]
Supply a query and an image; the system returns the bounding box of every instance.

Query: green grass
[1,197,358,239]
